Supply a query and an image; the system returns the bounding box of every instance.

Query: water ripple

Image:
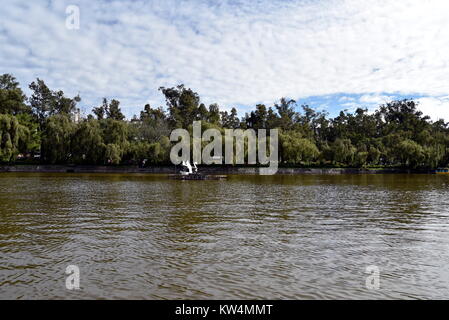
[1,173,449,299]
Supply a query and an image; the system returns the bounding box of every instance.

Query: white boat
[169,161,227,180]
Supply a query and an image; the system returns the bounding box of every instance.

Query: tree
[92,98,108,120]
[159,85,200,128]
[41,114,75,163]
[253,104,268,129]
[423,144,445,169]
[228,108,240,128]
[0,114,26,162]
[0,74,29,115]
[29,78,80,125]
[4,73,449,168]
[29,79,53,124]
[107,99,125,121]
[101,118,129,164]
[16,113,40,155]
[105,143,122,165]
[332,138,356,165]
[396,139,424,168]
[71,119,105,164]
[275,98,297,130]
[280,131,319,164]
[92,98,125,121]
[148,136,171,164]
[136,104,170,143]
[220,107,240,129]
[198,103,209,121]
[368,147,381,165]
[353,151,369,167]
[208,103,220,125]
[266,107,278,129]
[52,90,81,115]
[376,100,430,139]
[140,104,165,122]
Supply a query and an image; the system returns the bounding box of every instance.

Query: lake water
[1,173,449,299]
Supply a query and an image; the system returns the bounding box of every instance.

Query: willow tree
[332,138,357,165]
[396,139,425,168]
[71,119,105,164]
[0,114,27,162]
[280,131,320,165]
[41,114,75,164]
[101,118,129,164]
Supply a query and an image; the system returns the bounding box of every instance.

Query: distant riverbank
[0,164,432,175]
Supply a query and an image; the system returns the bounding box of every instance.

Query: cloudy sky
[1,0,449,120]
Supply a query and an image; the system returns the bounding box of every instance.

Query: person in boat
[179,161,199,176]
[180,161,191,175]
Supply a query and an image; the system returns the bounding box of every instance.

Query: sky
[1,0,449,120]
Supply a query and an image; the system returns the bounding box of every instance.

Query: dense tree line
[1,74,448,168]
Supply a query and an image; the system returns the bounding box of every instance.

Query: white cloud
[338,96,355,102]
[416,97,449,122]
[359,94,396,106]
[1,0,449,119]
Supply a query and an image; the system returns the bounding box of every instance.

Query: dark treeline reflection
[1,74,449,168]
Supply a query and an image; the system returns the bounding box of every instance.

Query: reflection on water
[1,173,449,299]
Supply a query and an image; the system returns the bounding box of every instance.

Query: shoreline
[0,164,432,175]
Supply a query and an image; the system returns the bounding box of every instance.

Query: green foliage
[368,147,381,165]
[0,74,29,115]
[148,137,171,164]
[0,114,30,162]
[100,119,129,164]
[92,98,125,121]
[71,119,105,164]
[41,114,75,164]
[274,98,297,131]
[105,144,122,165]
[221,107,240,128]
[1,75,449,169]
[396,139,425,168]
[332,138,356,165]
[29,78,80,125]
[16,113,40,153]
[354,151,369,167]
[281,132,319,164]
[136,104,170,143]
[208,103,221,125]
[159,85,200,128]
